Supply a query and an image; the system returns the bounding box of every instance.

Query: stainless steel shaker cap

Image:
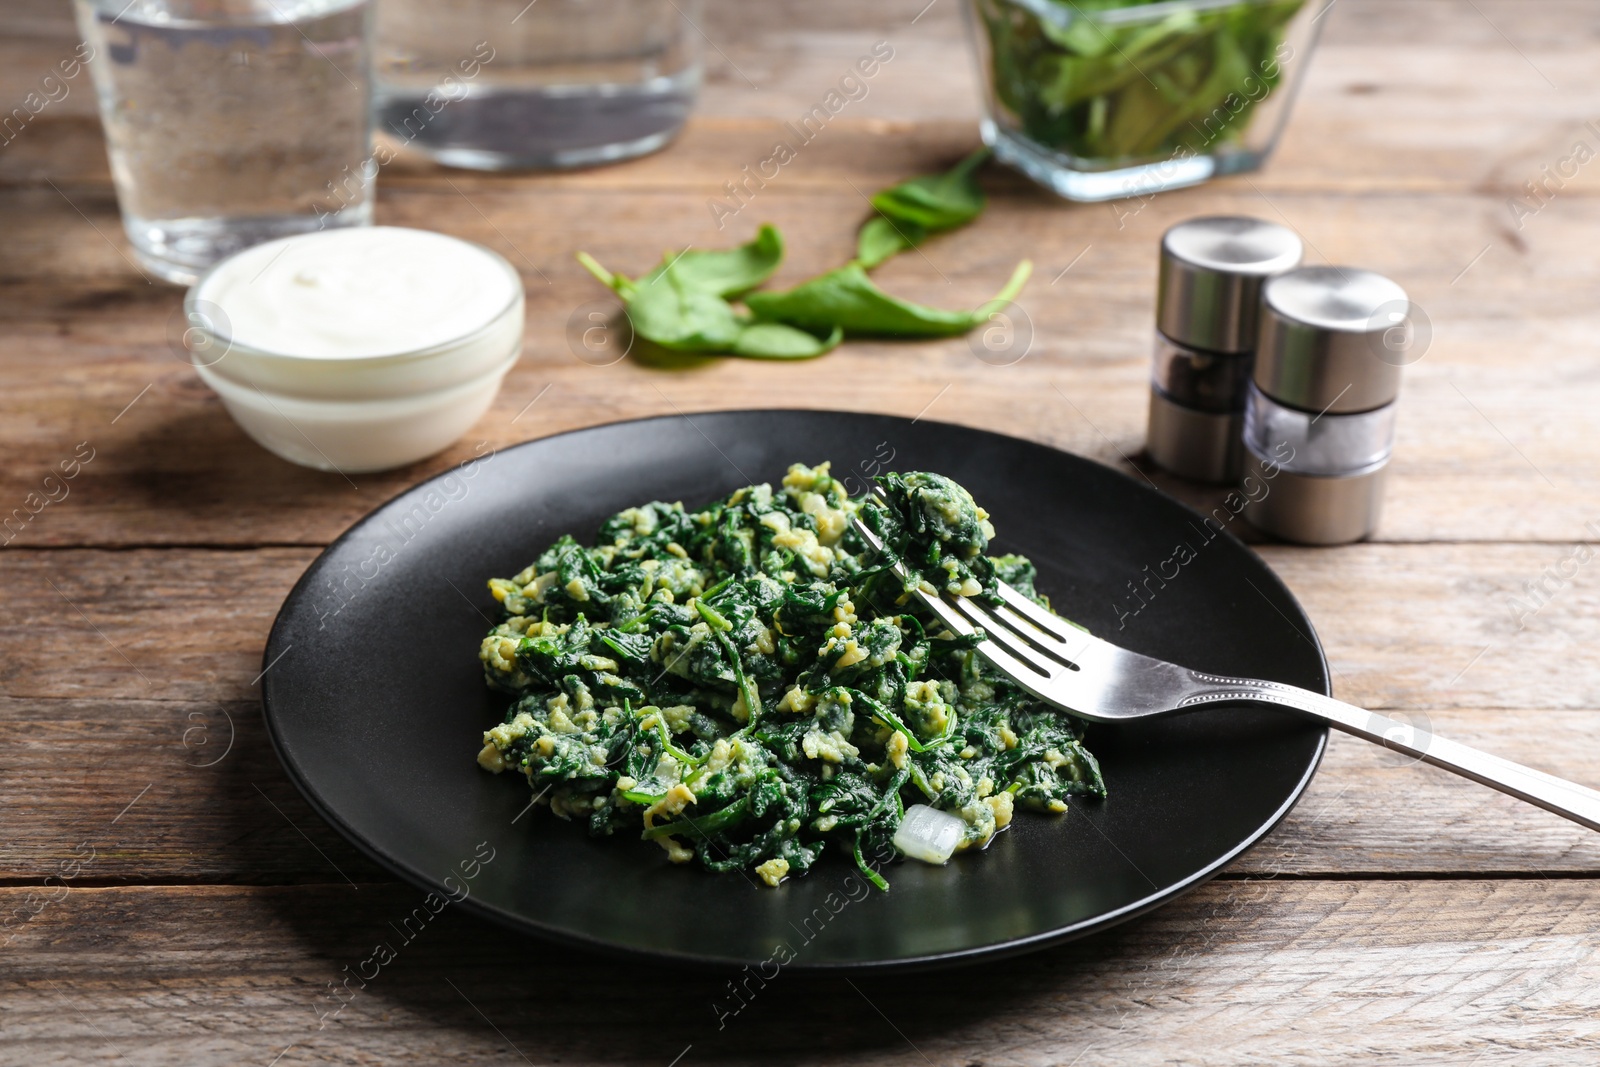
[1255,266,1410,414]
[1156,217,1304,354]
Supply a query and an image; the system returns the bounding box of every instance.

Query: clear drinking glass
[74,0,375,284]
[963,0,1330,202]
[374,0,702,170]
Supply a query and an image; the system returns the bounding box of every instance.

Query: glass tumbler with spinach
[964,0,1330,201]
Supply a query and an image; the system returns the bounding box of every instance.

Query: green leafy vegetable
[644,223,784,298]
[870,148,989,232]
[620,267,746,353]
[744,260,1032,339]
[855,149,989,267]
[574,153,1026,359]
[580,225,783,301]
[974,0,1306,162]
[731,322,843,359]
[577,228,839,360]
[855,216,925,270]
[476,462,1105,889]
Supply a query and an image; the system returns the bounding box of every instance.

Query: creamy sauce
[198,226,519,359]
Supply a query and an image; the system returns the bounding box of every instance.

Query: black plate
[262,410,1327,970]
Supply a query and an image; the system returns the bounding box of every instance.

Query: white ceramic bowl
[182,228,525,473]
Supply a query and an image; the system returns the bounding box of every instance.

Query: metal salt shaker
[1147,217,1303,482]
[1241,266,1411,545]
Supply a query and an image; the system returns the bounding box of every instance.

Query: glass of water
[74,0,375,284]
[374,0,702,170]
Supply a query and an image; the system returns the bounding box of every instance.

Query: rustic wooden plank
[3,879,1598,1065]
[0,549,316,704]
[4,695,1599,884]
[0,696,388,887]
[1267,541,1600,711]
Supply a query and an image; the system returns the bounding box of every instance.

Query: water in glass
[74,0,375,284]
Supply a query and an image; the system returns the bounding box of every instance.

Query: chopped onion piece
[893,804,965,865]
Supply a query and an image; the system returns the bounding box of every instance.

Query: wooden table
[5,0,1600,1062]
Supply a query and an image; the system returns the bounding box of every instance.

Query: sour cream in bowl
[183,226,524,473]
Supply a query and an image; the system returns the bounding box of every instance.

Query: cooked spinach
[476,464,1105,889]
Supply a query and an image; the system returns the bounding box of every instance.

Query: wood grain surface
[6,880,1600,1066]
[3,0,1600,1063]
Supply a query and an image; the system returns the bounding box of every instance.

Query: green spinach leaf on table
[870,147,989,231]
[855,216,926,270]
[645,222,785,298]
[732,322,844,359]
[575,149,1026,359]
[577,227,840,360]
[744,260,1032,339]
[855,148,989,268]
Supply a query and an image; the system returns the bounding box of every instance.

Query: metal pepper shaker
[1146,216,1303,483]
[1241,266,1411,545]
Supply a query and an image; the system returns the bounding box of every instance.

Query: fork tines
[849,501,1088,698]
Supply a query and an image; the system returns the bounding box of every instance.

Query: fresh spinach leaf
[869,148,989,232]
[731,322,843,360]
[640,223,784,298]
[578,250,745,353]
[578,151,1024,358]
[855,216,926,269]
[974,0,1305,162]
[577,237,837,360]
[854,150,989,267]
[744,260,1032,339]
[576,251,632,297]
[579,225,783,300]
[623,267,747,353]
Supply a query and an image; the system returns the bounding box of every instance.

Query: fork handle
[1180,673,1600,833]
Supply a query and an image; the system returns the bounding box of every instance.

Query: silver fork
[851,502,1600,833]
